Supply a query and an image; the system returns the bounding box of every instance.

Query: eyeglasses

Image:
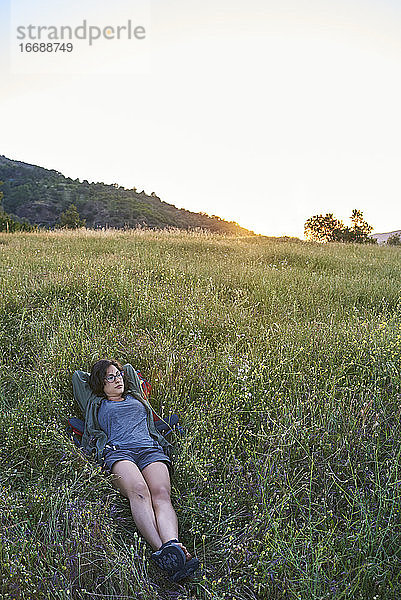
[104,371,124,383]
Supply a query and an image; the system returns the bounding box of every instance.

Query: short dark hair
[89,359,127,397]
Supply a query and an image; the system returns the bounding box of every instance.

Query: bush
[387,233,401,246]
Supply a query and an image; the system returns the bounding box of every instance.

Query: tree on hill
[58,204,86,229]
[304,209,375,243]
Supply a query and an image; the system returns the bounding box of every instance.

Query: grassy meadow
[0,229,400,600]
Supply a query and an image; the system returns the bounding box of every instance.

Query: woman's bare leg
[111,460,162,550]
[142,461,191,559]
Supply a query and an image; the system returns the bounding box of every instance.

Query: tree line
[304,209,375,244]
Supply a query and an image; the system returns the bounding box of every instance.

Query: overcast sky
[1,0,401,236]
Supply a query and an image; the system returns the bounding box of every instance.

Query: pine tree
[58,204,86,229]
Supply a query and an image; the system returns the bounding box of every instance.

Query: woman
[72,359,199,582]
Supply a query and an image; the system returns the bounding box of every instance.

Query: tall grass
[0,229,400,600]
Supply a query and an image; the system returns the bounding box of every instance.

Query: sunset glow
[1,0,400,236]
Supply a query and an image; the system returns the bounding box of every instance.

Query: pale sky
[1,0,401,236]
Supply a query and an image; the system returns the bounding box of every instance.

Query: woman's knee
[125,480,152,502]
[151,485,171,506]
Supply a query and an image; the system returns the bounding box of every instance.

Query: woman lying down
[72,359,200,582]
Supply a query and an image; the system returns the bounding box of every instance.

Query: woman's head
[89,359,127,398]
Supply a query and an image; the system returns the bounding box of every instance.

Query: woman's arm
[72,370,99,415]
[123,364,168,428]
[123,364,145,399]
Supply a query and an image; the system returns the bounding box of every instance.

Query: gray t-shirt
[98,393,155,449]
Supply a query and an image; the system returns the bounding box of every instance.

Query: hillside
[0,155,252,234]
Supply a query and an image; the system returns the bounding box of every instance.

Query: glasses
[104,370,124,383]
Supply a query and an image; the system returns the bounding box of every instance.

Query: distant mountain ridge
[0,155,252,234]
[370,230,401,244]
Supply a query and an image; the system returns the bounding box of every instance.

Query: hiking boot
[170,557,200,582]
[151,540,186,577]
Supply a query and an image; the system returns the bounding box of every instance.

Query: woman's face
[103,364,125,397]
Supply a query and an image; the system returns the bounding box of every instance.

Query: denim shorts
[103,444,171,472]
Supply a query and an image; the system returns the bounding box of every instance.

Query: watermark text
[16,20,146,46]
